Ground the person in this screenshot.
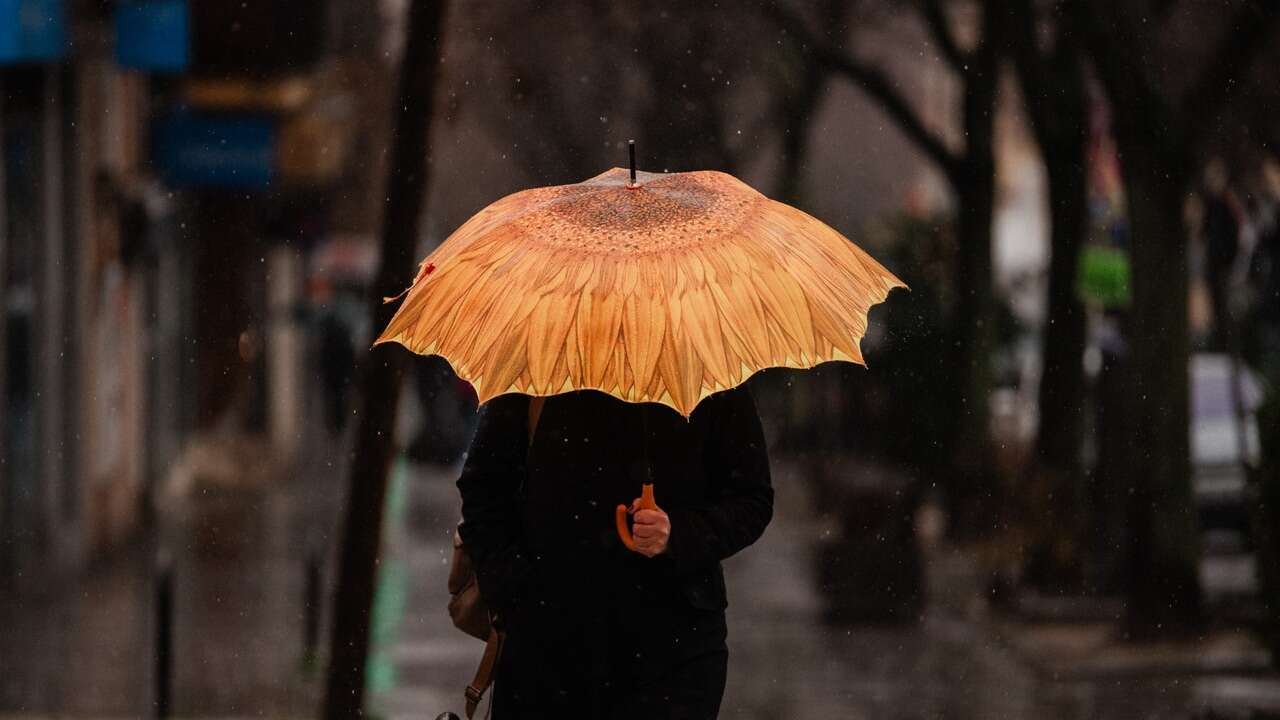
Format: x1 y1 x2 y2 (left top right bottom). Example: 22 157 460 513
1201 158 1242 352
1246 159 1280 379
457 387 773 719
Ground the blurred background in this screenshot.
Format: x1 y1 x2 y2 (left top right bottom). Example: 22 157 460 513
2 0 1280 718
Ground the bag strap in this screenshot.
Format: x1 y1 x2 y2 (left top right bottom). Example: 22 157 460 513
461 396 544 719
464 627 505 719
527 396 545 447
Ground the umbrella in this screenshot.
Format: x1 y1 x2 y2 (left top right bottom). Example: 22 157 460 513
376 144 905 549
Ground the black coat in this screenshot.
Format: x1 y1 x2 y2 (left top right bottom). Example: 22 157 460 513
457 387 773 718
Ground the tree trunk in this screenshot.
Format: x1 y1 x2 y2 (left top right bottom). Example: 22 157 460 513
945 65 998 533
944 161 997 534
1254 398 1280 662
1037 151 1088 480
775 71 826 207
1119 149 1204 636
777 110 812 207
1024 141 1090 592
951 164 996 465
1003 1 1094 590
323 2 448 716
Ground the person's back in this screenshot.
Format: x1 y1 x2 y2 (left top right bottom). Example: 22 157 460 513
457 387 773 719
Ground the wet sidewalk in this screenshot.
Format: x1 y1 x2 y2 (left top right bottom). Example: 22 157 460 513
0 430 346 718
368 456 1280 720
5 439 1279 718
367 456 1048 719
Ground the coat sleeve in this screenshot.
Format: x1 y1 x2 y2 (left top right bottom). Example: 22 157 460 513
456 394 532 619
664 387 774 575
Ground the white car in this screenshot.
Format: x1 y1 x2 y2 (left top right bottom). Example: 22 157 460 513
1191 353 1264 598
1192 353 1262 470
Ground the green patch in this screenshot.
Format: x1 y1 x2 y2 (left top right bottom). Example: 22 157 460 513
1077 245 1131 308
367 457 411 695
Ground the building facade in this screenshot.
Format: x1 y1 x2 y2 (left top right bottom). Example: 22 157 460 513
1 0 351 588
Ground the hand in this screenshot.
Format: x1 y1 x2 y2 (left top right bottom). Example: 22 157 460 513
628 499 671 557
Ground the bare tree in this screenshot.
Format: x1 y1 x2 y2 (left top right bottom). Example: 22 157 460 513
768 0 849 206
323 1 449 716
1006 0 1091 592
1073 0 1279 636
770 0 1004 531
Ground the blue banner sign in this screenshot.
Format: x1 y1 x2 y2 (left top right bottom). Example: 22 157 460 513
0 0 66 64
115 0 189 72
154 111 276 190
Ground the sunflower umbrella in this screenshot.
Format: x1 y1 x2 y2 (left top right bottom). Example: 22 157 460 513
376 149 905 549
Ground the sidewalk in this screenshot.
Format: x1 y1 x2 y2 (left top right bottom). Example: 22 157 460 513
369 455 1280 719
6 434 1277 718
366 458 1046 719
0 427 346 718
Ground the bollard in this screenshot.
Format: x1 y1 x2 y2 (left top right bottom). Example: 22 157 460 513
302 549 322 673
154 552 173 719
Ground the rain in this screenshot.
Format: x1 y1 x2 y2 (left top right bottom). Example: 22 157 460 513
2 1 1280 719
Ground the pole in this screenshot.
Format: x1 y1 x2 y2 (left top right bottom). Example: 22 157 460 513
641 402 653 485
0 83 8 568
302 548 321 672
628 140 636 186
322 1 449 717
154 552 173 719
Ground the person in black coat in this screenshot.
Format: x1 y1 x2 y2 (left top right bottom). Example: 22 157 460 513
457 387 773 719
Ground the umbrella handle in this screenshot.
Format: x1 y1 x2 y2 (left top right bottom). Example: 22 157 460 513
615 483 658 552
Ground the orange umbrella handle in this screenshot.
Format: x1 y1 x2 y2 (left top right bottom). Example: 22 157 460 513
615 483 658 552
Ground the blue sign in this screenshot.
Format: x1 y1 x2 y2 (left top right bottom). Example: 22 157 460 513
154 111 276 190
0 0 66 64
115 0 189 72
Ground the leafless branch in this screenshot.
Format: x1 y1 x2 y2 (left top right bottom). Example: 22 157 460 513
920 0 970 73
765 2 961 178
1182 0 1280 125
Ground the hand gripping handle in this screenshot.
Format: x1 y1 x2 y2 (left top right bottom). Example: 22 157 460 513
615 483 658 552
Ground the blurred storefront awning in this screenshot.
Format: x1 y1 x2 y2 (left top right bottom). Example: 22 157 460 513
114 0 190 72
154 110 276 189
183 76 313 113
0 0 66 64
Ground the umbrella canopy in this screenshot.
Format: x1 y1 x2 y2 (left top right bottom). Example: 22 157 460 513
376 166 905 417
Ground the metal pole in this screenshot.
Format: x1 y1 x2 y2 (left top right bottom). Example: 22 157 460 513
641 402 653 485
154 552 173 719
302 548 321 671
628 140 636 186
0 75 9 566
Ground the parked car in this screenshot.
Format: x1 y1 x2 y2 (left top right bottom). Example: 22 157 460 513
1192 353 1262 540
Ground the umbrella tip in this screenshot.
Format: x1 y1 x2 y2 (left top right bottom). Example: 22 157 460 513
628 139 637 187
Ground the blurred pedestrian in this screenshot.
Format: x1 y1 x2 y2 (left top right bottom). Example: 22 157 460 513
1247 159 1280 374
310 277 356 434
1201 158 1243 352
409 356 479 465
457 389 773 719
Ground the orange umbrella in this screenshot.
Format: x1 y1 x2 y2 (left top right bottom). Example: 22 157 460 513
376 146 905 549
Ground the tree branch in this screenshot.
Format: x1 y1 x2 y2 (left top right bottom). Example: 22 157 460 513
1008 0 1087 167
766 2 961 178
920 0 970 73
1005 0 1049 134
1071 0 1167 140
1182 0 1280 124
